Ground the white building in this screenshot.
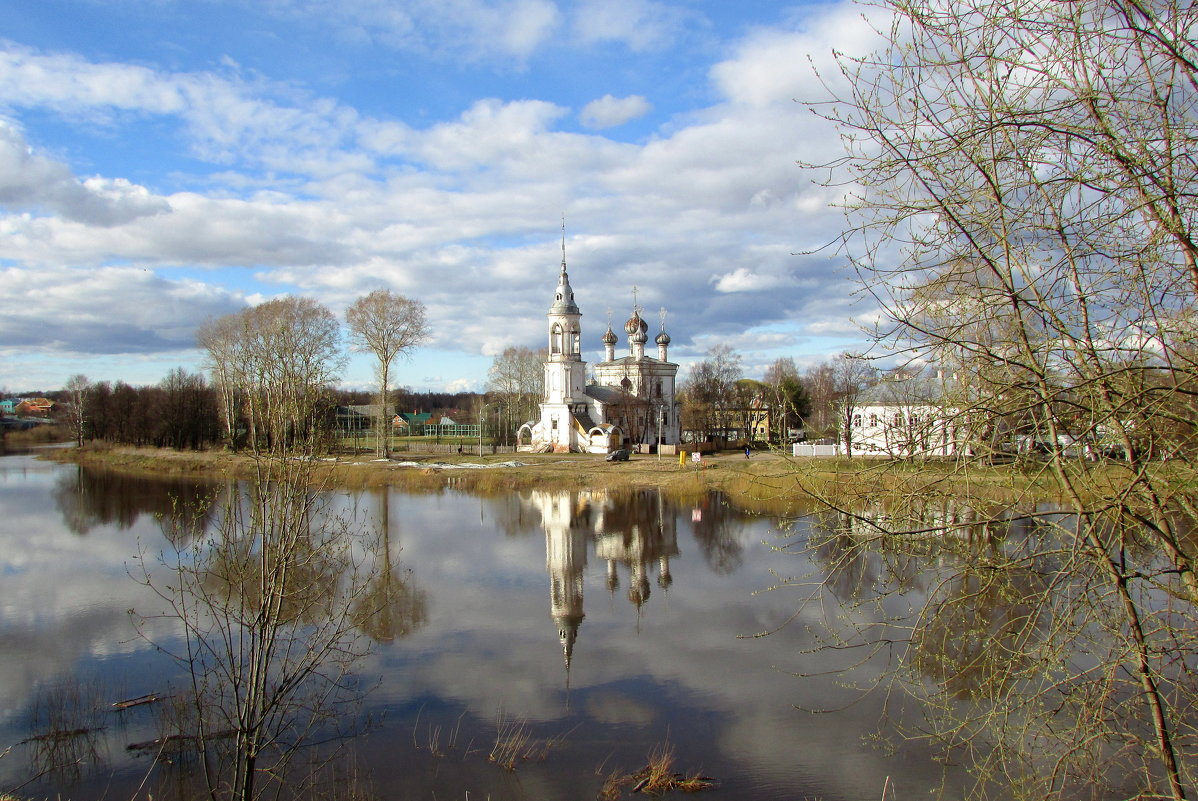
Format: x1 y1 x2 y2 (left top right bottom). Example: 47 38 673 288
843 372 966 458
519 255 681 453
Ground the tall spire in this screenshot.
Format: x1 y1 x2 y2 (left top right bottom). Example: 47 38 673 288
549 216 579 315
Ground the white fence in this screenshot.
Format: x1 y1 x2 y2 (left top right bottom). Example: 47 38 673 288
792 443 840 457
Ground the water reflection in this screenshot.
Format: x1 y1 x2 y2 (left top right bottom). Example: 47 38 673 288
799 499 1198 799
51 464 218 538
531 489 684 673
351 489 429 643
2 455 972 801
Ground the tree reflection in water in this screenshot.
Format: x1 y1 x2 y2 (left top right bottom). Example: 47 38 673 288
351 488 428 644
51 465 218 540
790 500 1198 800
130 473 380 801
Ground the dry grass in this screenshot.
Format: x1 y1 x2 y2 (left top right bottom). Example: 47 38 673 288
598 742 717 797
44 442 1082 512
486 713 572 772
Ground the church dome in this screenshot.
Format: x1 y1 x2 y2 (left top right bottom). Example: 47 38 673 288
624 312 648 335
655 330 671 346
602 326 618 345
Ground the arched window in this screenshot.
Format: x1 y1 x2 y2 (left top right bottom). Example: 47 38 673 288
551 324 562 354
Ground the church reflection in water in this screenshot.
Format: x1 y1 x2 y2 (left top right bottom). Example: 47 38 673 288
525 489 681 674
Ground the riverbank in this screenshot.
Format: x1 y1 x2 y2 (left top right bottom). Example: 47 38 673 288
41 442 1074 516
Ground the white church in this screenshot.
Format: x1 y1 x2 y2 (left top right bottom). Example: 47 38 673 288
517 253 681 454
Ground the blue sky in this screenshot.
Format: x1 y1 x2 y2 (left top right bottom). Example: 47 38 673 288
0 0 882 393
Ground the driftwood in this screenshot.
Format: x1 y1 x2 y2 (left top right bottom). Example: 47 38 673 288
111 693 162 710
21 727 99 744
127 729 237 753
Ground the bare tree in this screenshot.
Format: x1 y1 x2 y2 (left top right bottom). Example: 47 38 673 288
486 346 545 441
197 314 246 450
62 374 90 446
680 345 743 442
134 468 375 801
830 352 875 456
801 361 837 437
136 298 365 801
199 298 343 455
763 357 810 444
346 290 428 458
793 0 1198 797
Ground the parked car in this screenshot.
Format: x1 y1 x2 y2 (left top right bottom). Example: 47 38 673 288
606 449 632 462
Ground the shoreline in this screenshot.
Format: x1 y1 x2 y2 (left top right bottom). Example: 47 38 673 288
40 443 1070 515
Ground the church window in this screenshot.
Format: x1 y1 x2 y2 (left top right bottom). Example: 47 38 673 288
654 380 662 398
551 324 562 354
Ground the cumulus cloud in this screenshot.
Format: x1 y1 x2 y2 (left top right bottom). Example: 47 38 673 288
572 0 689 51
579 94 651 129
0 265 245 354
0 122 169 225
0 44 361 176
712 267 784 293
0 1 881 388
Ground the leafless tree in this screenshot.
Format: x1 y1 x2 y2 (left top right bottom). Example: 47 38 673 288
345 290 428 457
830 352 876 456
197 315 246 450
199 297 343 455
62 374 90 446
680 345 743 442
486 346 545 440
801 361 837 437
136 304 367 801
763 357 810 444
791 0 1198 797
134 474 375 801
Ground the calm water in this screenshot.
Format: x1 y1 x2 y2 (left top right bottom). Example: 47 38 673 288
0 449 968 800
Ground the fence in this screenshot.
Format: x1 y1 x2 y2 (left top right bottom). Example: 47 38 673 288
792 443 840 457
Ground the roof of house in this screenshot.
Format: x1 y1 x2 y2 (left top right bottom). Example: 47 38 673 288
856 372 954 406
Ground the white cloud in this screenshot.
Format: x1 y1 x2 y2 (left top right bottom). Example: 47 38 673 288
0 265 244 355
579 94 651 129
0 1 885 388
246 0 560 62
572 0 689 51
0 121 170 225
711 267 780 293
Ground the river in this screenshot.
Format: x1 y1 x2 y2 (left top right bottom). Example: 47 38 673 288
0 449 971 800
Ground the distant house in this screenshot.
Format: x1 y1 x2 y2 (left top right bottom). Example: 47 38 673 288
394 412 433 432
0 399 16 414
844 372 966 458
15 398 54 417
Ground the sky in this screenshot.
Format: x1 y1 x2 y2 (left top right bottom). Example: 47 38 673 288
0 0 885 394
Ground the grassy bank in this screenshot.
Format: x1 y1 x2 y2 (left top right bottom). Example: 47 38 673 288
41 443 1076 516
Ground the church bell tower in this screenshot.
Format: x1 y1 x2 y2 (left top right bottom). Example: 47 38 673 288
540 233 588 451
